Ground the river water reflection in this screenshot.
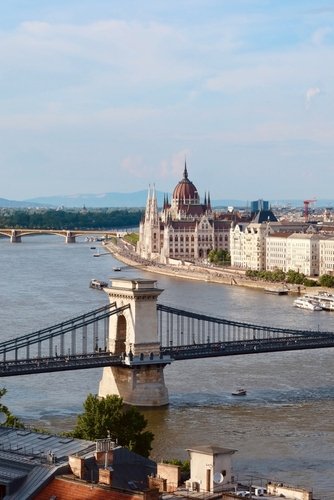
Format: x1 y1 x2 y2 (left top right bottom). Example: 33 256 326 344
0 236 333 498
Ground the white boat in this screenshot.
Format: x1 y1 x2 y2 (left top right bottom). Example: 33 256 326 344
231 388 247 396
293 297 322 311
304 292 334 311
89 279 108 290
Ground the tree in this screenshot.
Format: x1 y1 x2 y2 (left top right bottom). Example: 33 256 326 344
0 388 24 428
319 274 334 288
208 249 230 265
71 394 154 457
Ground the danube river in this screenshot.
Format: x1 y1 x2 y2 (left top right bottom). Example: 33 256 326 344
0 235 333 498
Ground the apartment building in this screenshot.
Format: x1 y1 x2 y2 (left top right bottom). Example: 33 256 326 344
266 232 292 272
319 236 334 276
285 233 320 276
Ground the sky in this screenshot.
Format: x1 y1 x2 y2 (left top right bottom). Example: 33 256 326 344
0 1 333 201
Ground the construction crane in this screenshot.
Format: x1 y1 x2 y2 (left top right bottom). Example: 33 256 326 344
303 199 317 222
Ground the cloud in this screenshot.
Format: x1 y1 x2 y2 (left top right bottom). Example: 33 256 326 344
305 87 321 108
311 26 332 45
121 156 148 178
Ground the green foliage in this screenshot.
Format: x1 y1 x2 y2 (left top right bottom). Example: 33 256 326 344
286 269 305 284
123 232 139 246
245 268 319 287
0 208 143 230
164 459 190 476
71 394 154 457
0 388 24 428
302 278 317 287
318 274 334 288
208 249 230 265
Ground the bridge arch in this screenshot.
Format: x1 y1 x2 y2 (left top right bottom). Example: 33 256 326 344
115 314 127 355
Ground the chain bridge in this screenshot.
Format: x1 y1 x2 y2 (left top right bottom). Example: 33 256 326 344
1 278 333 406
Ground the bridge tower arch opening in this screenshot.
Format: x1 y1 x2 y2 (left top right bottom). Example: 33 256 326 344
115 314 127 355
99 278 170 407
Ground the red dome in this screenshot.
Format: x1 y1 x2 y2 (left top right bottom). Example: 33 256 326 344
172 164 199 204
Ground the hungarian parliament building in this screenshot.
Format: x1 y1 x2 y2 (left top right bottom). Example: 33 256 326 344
137 163 235 263
137 164 334 277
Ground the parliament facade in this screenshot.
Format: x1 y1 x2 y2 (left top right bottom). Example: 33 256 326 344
137 164 232 263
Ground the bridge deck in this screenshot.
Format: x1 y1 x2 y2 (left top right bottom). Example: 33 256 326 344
0 303 333 377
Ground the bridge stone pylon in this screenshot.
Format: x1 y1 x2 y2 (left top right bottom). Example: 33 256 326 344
98 278 170 407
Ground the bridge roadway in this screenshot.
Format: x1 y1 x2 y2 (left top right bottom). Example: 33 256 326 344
0 228 117 243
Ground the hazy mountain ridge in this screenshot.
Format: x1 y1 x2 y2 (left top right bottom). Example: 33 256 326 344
0 192 333 209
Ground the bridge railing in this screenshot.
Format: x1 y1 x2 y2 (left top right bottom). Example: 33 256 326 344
0 303 130 363
157 303 333 348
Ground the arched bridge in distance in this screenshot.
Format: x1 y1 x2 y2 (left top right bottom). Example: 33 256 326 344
0 228 117 243
1 302 334 378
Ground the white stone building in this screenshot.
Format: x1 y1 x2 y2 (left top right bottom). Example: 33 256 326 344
230 215 278 270
319 236 334 276
285 233 320 276
137 164 233 263
266 233 291 272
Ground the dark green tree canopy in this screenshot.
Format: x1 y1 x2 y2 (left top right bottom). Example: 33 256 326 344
0 388 23 428
71 394 154 458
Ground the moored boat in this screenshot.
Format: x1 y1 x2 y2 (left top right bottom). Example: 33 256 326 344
304 292 334 311
293 297 322 311
265 287 288 295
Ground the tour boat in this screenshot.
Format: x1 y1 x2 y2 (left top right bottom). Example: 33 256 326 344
231 388 247 396
89 279 108 290
293 297 322 311
304 292 334 311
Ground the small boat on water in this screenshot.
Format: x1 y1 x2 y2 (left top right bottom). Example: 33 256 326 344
89 279 108 290
265 288 288 295
113 267 121 271
293 297 322 311
232 388 247 396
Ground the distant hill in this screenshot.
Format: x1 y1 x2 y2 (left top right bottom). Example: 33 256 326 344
25 191 154 208
25 191 254 208
1 192 334 209
0 197 48 208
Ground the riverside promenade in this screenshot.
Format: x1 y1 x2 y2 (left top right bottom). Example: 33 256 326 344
104 239 301 293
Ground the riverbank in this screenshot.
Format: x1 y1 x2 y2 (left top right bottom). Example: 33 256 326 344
104 240 303 294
